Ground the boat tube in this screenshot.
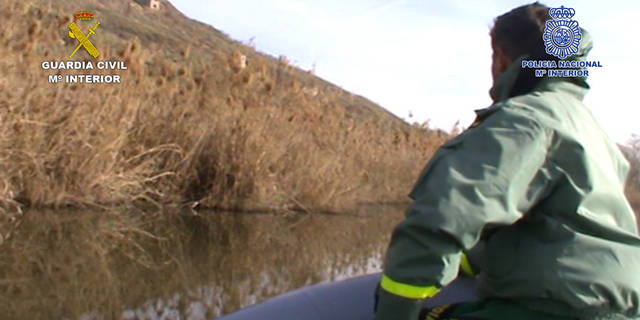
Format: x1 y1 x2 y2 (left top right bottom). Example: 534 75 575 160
217 272 479 320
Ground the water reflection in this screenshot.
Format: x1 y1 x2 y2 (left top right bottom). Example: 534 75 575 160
0 204 406 319
121 251 384 320
120 207 398 319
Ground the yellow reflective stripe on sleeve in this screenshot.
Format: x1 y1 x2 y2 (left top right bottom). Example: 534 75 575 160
460 252 475 276
380 274 440 299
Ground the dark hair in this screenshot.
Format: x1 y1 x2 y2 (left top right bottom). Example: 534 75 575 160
491 2 558 97
491 2 550 60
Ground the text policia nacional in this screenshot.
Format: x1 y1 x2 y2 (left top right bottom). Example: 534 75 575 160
521 60 603 78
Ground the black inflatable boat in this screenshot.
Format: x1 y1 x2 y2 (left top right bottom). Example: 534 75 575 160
217 273 479 320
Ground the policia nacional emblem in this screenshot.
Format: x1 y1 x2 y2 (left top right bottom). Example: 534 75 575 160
543 6 582 59
68 10 100 58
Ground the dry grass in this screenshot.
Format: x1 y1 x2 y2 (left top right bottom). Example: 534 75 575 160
0 0 446 216
628 188 640 223
622 138 640 223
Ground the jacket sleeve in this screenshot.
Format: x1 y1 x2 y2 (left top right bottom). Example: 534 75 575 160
374 105 550 320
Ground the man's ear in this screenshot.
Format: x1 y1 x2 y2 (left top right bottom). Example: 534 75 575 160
491 44 513 84
494 46 512 75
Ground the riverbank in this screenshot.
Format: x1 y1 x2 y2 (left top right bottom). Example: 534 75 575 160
0 0 447 214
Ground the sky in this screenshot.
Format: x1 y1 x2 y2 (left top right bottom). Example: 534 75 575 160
168 0 639 144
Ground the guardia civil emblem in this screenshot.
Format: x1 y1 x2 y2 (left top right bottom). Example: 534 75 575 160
68 10 101 58
543 6 582 59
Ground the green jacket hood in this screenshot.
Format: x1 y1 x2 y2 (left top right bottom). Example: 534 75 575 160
490 28 593 102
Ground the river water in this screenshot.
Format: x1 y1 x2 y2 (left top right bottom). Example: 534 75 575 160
1 204 407 320
119 249 383 320
117 205 404 320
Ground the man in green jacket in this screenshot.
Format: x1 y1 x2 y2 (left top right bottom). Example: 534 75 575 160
374 3 640 320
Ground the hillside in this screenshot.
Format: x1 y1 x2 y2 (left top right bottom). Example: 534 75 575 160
0 0 447 215
621 142 640 215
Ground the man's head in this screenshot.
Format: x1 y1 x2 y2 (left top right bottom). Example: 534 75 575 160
490 2 551 84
